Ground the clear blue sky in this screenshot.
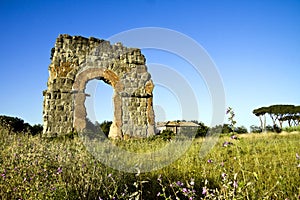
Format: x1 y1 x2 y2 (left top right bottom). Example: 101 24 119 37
0 0 299 130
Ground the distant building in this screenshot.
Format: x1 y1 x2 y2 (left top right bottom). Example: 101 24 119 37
155 121 200 134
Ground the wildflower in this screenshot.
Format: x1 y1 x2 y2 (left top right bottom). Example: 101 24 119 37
233 181 238 188
108 173 112 178
221 173 227 179
231 135 238 140
207 159 213 163
57 167 62 174
222 141 233 147
157 174 162 181
297 164 300 168
226 107 231 114
190 179 195 186
176 181 184 186
189 197 194 200
220 162 224 167
296 153 300 160
202 187 207 195
1 173 5 179
182 188 188 193
157 192 161 196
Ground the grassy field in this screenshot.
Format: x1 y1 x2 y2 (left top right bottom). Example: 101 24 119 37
0 129 299 199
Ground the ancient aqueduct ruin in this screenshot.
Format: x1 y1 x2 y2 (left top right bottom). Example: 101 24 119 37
43 34 155 139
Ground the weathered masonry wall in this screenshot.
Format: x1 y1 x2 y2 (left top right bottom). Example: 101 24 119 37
43 34 155 139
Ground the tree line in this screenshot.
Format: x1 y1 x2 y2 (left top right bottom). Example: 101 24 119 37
190 120 248 137
0 115 43 135
253 104 300 131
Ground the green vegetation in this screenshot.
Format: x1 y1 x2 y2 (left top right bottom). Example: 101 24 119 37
99 121 112 137
158 129 175 141
0 115 43 135
226 107 237 133
0 128 299 199
283 125 300 133
253 104 300 131
250 125 262 133
195 122 209 137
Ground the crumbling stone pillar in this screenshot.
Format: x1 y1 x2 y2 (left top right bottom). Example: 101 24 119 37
43 34 155 139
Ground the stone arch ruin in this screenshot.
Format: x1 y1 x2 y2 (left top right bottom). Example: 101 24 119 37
43 34 155 139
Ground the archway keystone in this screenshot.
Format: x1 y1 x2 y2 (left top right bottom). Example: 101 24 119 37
43 34 155 139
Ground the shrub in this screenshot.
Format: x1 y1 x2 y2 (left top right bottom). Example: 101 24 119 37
100 120 112 137
250 125 262 133
84 119 112 137
195 122 209 137
234 126 248 134
222 124 233 134
30 124 43 135
266 125 274 132
159 129 175 140
283 126 300 132
273 125 282 133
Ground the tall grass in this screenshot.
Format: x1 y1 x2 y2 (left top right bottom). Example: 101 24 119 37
0 129 299 199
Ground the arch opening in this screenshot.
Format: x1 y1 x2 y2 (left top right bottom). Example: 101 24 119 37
72 68 123 139
85 79 114 137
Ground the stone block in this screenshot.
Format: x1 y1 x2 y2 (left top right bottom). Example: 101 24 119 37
43 34 155 139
